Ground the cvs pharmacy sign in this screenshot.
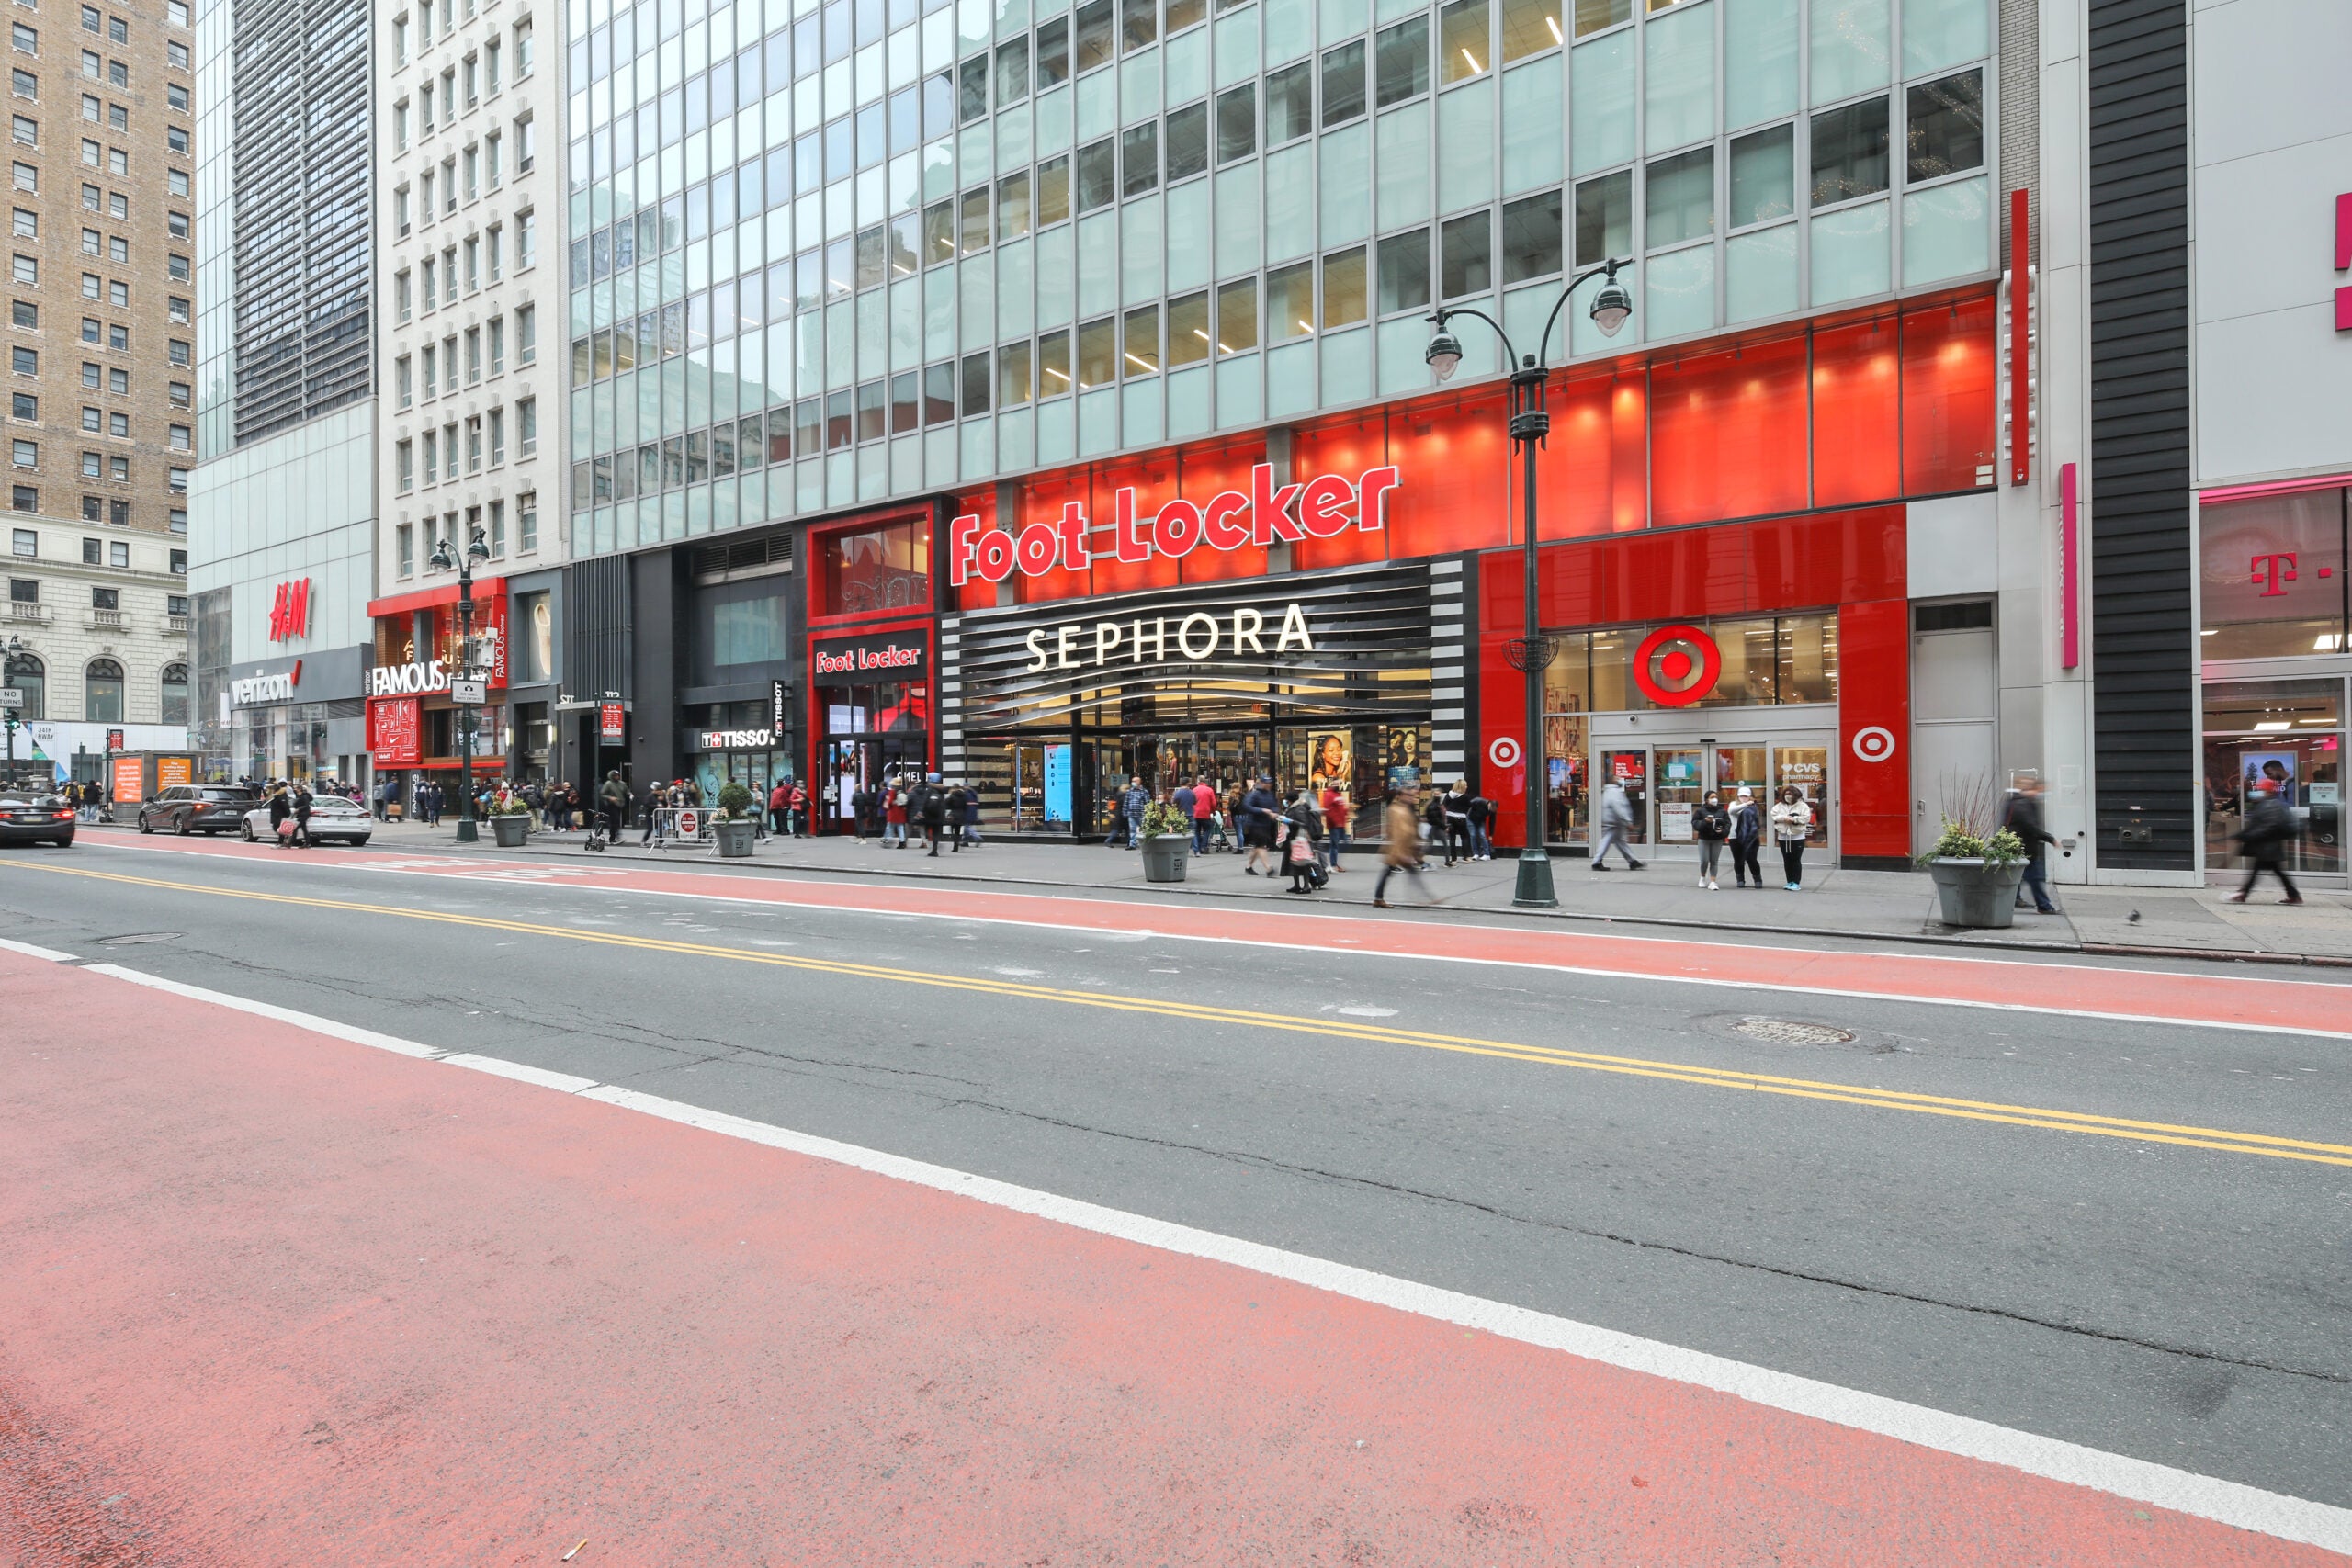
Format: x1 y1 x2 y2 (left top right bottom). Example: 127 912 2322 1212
949 464 1402 586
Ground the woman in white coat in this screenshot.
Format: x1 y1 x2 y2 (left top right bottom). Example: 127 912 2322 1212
1769 784 1815 890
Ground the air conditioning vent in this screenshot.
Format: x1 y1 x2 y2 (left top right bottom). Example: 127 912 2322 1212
692 532 795 581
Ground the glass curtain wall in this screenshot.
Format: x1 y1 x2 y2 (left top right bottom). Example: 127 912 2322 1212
561 0 1996 555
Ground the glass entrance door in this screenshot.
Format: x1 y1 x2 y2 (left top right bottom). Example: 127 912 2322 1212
1653 748 1703 844
1774 745 1832 847
1601 749 1649 844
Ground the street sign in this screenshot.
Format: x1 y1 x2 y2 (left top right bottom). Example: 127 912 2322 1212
105 728 124 752
675 808 700 838
598 700 626 741
0 686 21 708
450 678 489 705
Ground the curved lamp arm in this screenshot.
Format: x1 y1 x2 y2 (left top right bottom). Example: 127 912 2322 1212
1533 257 1631 367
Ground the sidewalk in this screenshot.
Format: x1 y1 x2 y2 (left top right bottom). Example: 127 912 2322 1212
214 815 2352 965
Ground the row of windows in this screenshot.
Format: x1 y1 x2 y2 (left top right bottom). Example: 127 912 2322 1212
6 113 188 164
395 303 541 406
8 490 185 529
392 0 533 76
0 652 190 726
11 70 193 118
12 15 187 63
392 491 541 576
9 161 191 205
395 120 538 238
7 439 185 487
4 313 172 356
392 212 539 318
394 20 534 144
391 398 540 490
6 522 183 567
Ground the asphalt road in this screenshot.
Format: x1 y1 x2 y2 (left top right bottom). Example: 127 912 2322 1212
5 838 2348 1512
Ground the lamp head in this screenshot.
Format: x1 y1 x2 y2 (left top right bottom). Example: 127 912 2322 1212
1589 261 1633 340
466 529 491 565
427 539 453 572
1424 321 1464 384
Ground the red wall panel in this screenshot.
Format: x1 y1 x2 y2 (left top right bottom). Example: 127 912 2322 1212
1292 414 1393 570
1811 317 1902 507
1082 453 1185 597
1836 596 1911 862
1900 296 1997 495
1174 440 1269 585
1535 369 1647 538
950 488 996 612
1648 334 1809 528
1383 394 1509 558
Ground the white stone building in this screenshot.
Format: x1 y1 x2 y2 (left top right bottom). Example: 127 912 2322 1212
2 509 190 779
376 0 561 589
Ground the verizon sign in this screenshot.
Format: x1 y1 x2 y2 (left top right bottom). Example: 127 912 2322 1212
230 659 301 706
948 464 1402 585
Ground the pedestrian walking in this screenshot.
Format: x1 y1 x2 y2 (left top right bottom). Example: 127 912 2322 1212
2227 782 2303 905
1373 788 1430 908
1591 778 1643 871
1726 786 1763 886
883 773 909 847
2000 777 2061 914
850 779 876 843
290 783 314 848
1190 776 1216 853
961 782 983 847
1239 775 1283 876
1173 779 1199 849
639 779 667 845
1118 776 1149 850
266 784 292 847
1281 791 1325 894
597 771 628 841
1770 784 1814 889
769 778 792 839
1691 790 1729 889
1318 781 1352 872
919 772 950 855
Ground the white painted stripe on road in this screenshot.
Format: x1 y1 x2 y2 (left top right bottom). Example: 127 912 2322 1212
81 964 449 1059
59 953 2352 1557
443 1051 602 1093
0 934 79 962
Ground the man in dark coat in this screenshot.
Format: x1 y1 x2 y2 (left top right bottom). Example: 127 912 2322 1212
1999 778 2059 915
917 772 950 855
2228 784 2302 905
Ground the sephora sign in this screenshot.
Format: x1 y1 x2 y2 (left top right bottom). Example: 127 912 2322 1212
948 464 1402 585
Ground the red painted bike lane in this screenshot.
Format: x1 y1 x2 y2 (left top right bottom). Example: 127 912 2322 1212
79 833 2352 1038
0 949 2336 1565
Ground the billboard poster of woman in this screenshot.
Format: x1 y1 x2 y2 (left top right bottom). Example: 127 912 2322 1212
1310 732 1351 791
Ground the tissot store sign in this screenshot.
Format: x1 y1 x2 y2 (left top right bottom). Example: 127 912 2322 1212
948 464 1402 584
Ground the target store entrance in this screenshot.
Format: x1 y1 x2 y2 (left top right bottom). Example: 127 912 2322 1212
1539 616 1842 860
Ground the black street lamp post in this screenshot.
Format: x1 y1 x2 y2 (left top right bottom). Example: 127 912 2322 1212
428 528 492 843
1426 258 1633 909
1 633 25 782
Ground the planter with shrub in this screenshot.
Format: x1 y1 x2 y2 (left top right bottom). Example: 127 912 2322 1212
713 781 759 857
1919 819 2028 929
1139 799 1190 883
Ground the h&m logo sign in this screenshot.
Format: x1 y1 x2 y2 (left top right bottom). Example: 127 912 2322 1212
266 578 312 642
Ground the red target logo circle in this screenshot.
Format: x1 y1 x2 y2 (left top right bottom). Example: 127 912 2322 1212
1631 624 1722 707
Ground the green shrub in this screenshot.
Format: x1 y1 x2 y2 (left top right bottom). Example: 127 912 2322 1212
716 781 757 820
1917 818 2026 868
1141 798 1189 837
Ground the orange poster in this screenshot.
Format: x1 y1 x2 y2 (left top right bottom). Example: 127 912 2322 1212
156 756 193 788
111 756 144 804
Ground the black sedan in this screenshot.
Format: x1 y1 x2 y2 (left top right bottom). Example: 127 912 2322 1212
0 790 75 847
137 784 258 835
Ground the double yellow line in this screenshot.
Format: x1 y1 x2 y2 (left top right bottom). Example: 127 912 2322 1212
12 858 2350 1169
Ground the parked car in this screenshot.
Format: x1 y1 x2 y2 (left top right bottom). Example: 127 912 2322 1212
0 788 74 847
137 784 258 836
238 794 373 847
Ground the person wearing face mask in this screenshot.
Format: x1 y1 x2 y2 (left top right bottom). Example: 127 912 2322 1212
1770 784 1815 890
1725 786 1764 888
1690 789 1729 890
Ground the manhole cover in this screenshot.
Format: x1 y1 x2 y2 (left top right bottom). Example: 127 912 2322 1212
99 932 183 945
1735 1017 1855 1046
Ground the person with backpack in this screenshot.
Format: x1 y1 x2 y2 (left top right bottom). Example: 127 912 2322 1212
918 772 951 855
1464 790 1496 862
1280 791 1325 893
2228 782 2303 905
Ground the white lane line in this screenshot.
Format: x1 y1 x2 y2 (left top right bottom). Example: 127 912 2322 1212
72 840 2352 1042
0 934 79 962
82 964 447 1058
60 958 2352 1556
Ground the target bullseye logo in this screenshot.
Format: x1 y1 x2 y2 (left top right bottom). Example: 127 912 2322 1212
1851 726 1897 763
1631 624 1722 708
1487 736 1521 769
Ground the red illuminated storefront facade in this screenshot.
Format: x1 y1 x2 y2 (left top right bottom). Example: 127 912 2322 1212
788 289 1995 856
364 579 513 794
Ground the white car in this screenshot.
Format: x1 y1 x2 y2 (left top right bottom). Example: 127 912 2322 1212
239 794 374 846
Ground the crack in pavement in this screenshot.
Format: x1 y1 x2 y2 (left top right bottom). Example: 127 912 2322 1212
931 1093 2352 1389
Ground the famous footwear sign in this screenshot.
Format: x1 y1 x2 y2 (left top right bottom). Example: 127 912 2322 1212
947 464 1402 586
